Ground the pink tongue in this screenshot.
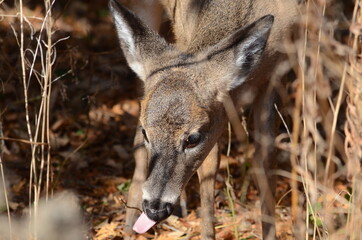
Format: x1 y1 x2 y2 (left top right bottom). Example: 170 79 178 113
133 212 156 234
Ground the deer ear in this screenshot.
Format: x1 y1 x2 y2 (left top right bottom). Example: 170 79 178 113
109 0 172 81
204 15 274 92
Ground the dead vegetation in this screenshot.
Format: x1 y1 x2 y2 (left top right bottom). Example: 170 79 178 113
0 0 361 239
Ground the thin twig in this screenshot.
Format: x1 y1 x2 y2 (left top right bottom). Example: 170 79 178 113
225 122 239 239
120 198 142 213
0 137 47 146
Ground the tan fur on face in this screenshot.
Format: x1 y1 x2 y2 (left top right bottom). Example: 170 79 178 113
140 70 211 149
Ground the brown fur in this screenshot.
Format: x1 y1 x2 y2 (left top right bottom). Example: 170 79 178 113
109 0 298 239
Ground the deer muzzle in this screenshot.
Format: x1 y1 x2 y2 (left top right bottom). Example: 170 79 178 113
142 199 174 222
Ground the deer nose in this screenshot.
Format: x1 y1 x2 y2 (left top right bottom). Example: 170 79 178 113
142 199 174 222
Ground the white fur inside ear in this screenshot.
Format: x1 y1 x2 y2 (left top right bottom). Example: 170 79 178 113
129 61 146 80
113 13 146 79
113 14 136 55
235 35 259 67
229 34 267 90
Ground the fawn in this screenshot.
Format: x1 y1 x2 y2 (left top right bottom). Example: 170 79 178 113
109 0 298 239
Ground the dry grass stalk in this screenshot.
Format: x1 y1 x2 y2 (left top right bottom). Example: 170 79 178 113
1 0 58 238
344 0 362 239
284 0 362 239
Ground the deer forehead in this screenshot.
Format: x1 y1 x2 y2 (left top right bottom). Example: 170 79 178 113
140 78 209 135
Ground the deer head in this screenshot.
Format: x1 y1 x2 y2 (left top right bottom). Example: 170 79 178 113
109 0 273 222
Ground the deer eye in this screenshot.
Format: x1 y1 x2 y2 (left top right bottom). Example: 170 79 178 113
184 133 202 149
141 128 149 143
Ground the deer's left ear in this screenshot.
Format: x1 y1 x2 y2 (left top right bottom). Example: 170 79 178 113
109 0 173 81
202 15 274 93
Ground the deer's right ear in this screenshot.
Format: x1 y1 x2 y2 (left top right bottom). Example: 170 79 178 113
109 0 171 81
200 15 274 98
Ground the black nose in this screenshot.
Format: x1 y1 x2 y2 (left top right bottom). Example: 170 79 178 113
142 199 174 222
